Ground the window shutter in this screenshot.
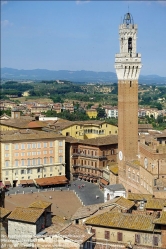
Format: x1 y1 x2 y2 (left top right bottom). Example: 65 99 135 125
135 234 140 244
117 232 123 241
153 236 158 246
91 229 96 237
105 231 110 240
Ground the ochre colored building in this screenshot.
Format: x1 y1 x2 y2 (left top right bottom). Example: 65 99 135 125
1 129 66 187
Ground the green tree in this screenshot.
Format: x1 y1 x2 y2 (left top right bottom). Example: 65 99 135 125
97 107 106 119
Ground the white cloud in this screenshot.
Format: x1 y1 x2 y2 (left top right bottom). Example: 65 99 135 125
1 20 13 28
76 0 90 5
1 1 8 6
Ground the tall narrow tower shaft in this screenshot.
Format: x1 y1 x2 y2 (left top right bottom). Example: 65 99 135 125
115 13 142 174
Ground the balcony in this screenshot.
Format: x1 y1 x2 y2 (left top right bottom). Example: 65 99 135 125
72 152 99 159
72 164 102 172
99 155 108 160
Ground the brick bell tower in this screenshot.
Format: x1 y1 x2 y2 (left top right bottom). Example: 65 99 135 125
115 13 142 180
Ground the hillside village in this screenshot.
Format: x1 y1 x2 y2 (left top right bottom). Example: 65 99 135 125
0 106 166 248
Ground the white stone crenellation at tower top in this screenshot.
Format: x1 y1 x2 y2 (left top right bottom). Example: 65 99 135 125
115 13 142 80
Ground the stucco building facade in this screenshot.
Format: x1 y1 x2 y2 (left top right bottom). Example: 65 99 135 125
1 129 66 187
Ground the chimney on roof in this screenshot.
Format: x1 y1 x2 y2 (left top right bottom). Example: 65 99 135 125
11 109 21 119
139 199 146 211
86 226 92 234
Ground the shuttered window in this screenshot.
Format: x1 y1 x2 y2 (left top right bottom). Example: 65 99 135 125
117 232 123 241
105 231 110 240
153 236 158 246
91 229 96 237
135 234 140 244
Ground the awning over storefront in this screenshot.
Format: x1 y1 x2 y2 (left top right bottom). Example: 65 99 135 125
20 180 27 185
5 181 11 186
20 179 34 185
100 178 109 185
26 179 34 184
34 176 68 186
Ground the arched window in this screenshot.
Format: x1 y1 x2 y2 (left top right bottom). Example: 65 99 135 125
128 37 132 56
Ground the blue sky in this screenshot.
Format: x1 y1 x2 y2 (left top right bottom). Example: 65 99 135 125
1 1 166 76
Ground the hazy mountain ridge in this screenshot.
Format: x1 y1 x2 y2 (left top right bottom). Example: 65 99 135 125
1 67 166 84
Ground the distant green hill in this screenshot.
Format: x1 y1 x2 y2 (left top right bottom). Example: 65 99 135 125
1 67 166 84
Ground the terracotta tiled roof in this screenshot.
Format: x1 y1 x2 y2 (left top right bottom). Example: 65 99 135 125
28 200 52 209
67 135 118 146
7 207 45 223
27 121 47 128
100 178 109 185
0 207 11 219
82 135 118 146
0 129 65 141
71 204 100 220
59 224 93 244
106 196 134 210
128 193 153 201
154 211 166 224
40 215 69 235
52 215 68 224
85 211 155 232
65 136 79 143
0 119 30 128
72 197 134 221
34 176 68 186
146 199 166 210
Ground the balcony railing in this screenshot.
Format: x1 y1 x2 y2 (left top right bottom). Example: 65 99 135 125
72 164 103 171
72 152 99 159
72 152 108 160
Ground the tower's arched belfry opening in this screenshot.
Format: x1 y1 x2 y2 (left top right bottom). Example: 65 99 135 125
115 13 142 179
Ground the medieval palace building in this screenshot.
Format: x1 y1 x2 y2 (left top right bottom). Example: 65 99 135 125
115 13 166 198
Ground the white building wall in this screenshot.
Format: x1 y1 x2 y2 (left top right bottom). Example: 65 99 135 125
104 188 126 202
8 220 36 247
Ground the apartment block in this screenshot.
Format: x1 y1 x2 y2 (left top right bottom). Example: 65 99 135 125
1 129 66 187
66 135 118 185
